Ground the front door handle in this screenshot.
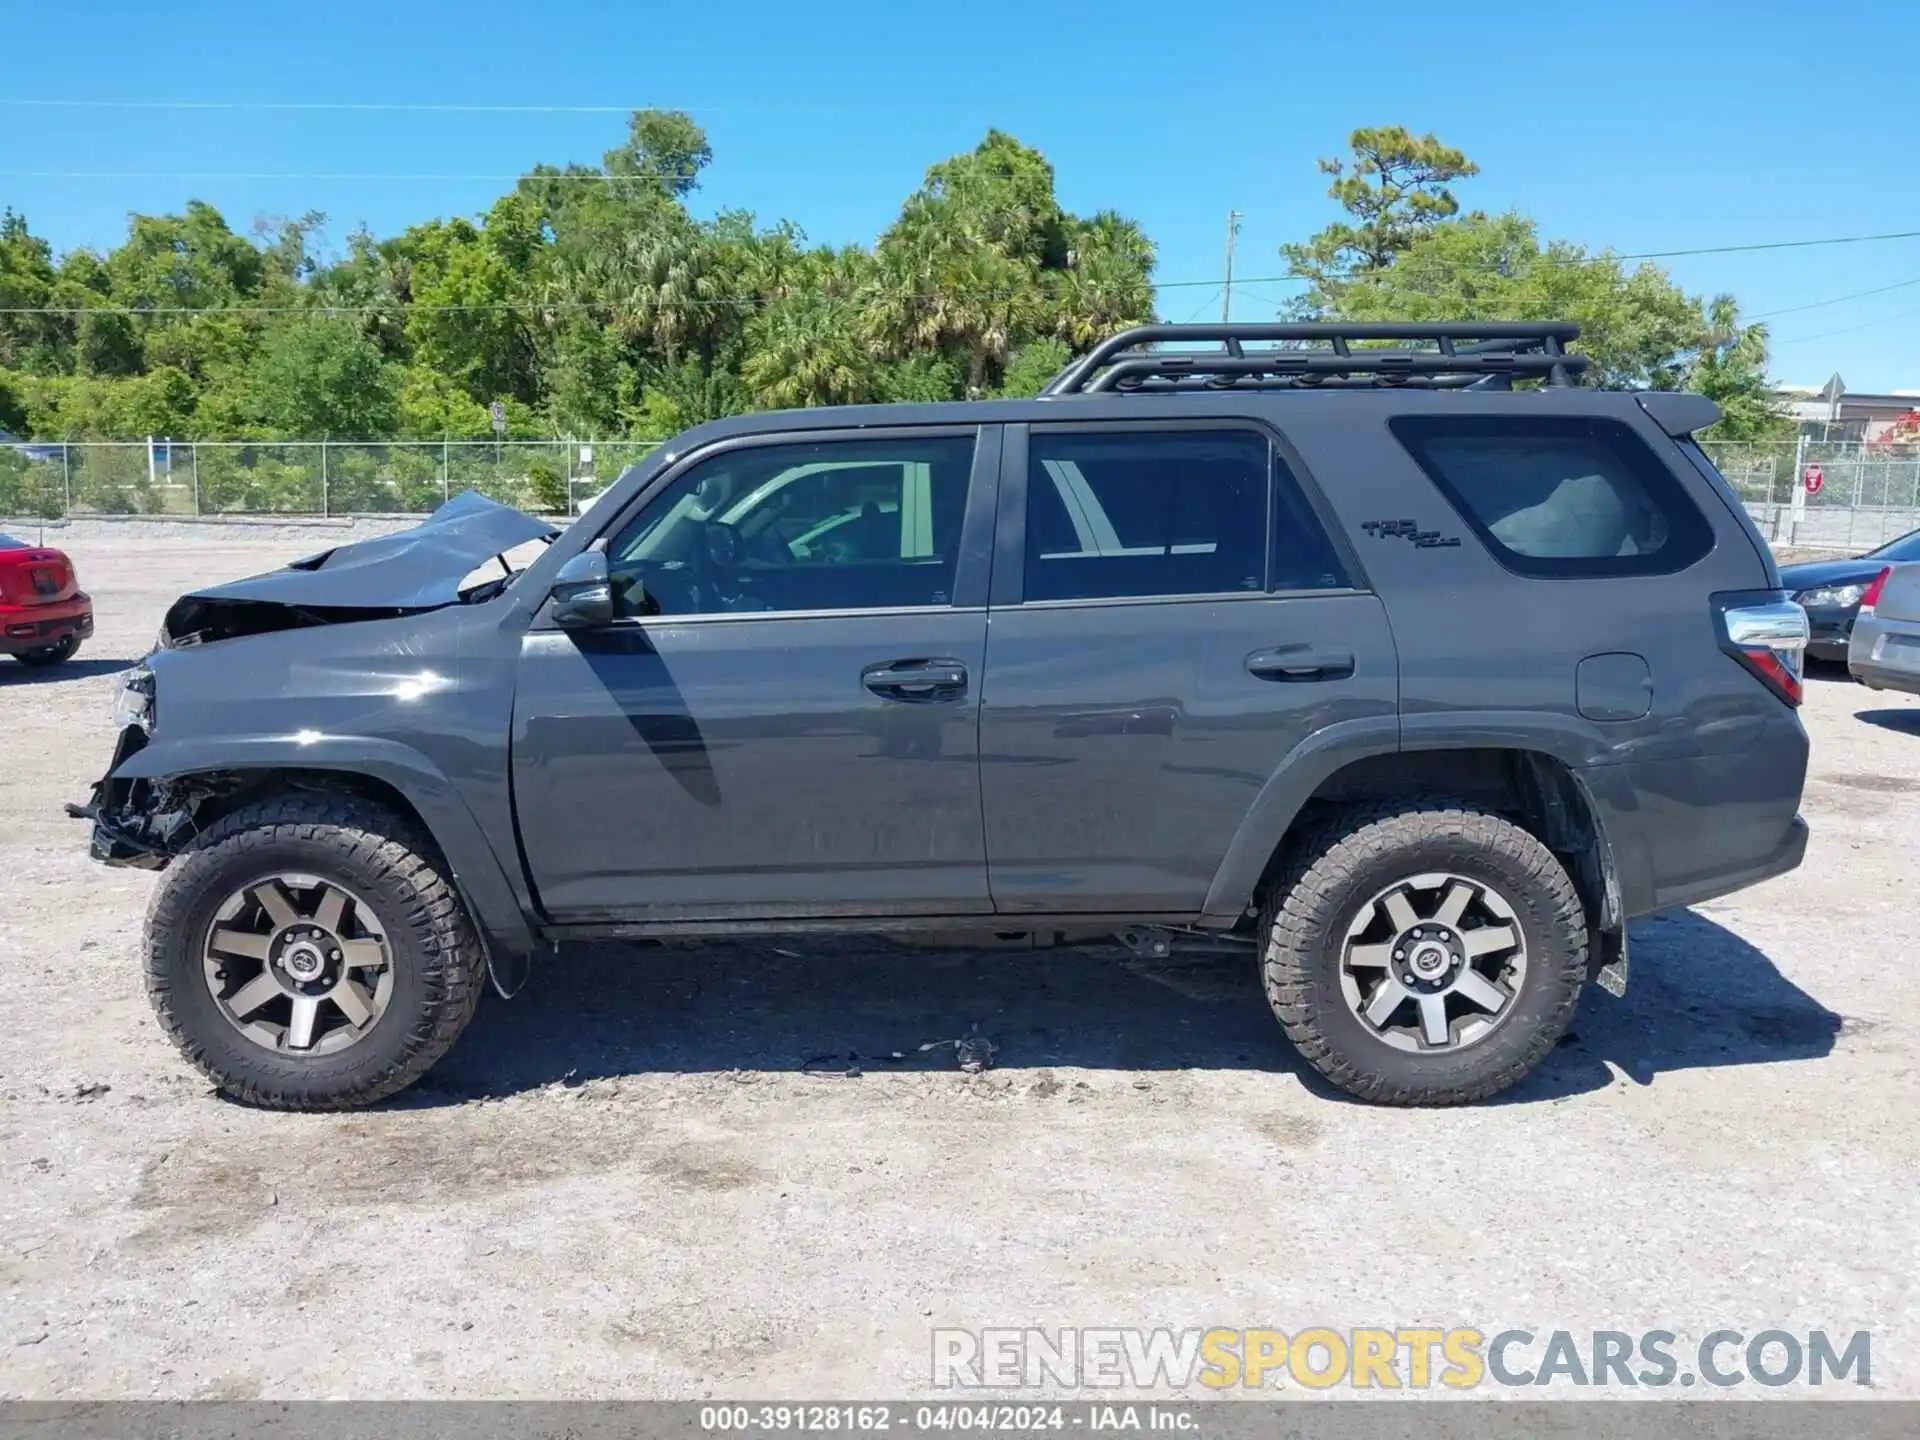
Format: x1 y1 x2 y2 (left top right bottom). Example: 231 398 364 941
1246 646 1355 682
863 657 969 703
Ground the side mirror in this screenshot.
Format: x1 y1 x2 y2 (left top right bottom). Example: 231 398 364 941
549 549 614 629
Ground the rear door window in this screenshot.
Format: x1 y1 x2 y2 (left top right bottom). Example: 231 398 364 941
1390 416 1713 577
1023 428 1347 602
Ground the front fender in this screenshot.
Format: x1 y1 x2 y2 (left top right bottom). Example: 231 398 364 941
111 732 537 962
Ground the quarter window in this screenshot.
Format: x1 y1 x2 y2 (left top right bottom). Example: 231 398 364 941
605 434 976 616
1390 416 1713 577
1023 429 1346 602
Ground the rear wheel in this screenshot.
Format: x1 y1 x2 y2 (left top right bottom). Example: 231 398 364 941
145 795 485 1109
14 634 79 666
1261 799 1587 1105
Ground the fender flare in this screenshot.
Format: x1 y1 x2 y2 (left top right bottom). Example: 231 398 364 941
1199 713 1641 928
112 733 537 963
1200 716 1401 923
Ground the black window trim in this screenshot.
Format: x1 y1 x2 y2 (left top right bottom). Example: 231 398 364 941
561 423 1001 628
991 416 1368 609
1388 413 1716 580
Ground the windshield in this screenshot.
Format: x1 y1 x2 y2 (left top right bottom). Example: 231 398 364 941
1866 529 1920 562
0 534 24 550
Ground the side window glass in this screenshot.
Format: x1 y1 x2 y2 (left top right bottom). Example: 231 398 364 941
1390 416 1713 577
606 434 976 617
1023 429 1345 602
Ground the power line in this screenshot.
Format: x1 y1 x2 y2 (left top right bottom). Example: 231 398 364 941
1748 275 1920 321
1776 302 1920 346
0 98 664 114
1178 287 1223 323
1208 227 1920 292
2 169 703 183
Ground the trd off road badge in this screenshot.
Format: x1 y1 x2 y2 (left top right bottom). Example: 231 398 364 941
1361 518 1462 549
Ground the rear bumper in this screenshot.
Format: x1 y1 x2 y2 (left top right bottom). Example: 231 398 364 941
1650 814 1809 912
0 593 93 655
1584 710 1811 919
1848 612 1920 694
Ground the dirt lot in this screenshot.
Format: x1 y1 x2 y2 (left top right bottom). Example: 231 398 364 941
2 533 1916 1400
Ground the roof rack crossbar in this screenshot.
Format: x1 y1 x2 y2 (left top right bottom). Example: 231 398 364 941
1043 321 1586 396
1082 348 1583 394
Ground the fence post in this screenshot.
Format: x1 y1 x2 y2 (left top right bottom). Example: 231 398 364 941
1781 432 1797 549
191 442 201 517
442 437 450 503
320 440 329 518
61 443 72 518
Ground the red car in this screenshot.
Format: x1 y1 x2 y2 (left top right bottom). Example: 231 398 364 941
0 533 93 667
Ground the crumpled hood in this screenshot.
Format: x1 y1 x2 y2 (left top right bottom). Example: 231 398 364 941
183 490 558 612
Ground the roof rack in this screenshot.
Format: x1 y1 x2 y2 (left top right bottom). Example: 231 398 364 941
1042 321 1588 396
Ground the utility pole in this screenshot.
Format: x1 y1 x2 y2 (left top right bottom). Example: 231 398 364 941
1221 211 1243 322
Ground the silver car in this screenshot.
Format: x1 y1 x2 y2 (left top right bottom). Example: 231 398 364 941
1848 563 1920 694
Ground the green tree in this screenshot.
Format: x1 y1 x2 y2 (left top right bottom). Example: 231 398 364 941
230 321 400 438
1283 126 1479 307
1686 296 1792 440
1325 211 1708 388
740 291 878 409
868 132 1152 393
992 337 1071 397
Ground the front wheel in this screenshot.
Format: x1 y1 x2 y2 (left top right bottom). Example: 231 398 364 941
144 795 486 1109
1261 800 1588 1106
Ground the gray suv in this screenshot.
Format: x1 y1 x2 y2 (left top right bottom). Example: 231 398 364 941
77 323 1812 1110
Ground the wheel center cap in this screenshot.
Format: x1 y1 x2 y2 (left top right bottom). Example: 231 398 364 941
283 943 325 981
1409 941 1451 979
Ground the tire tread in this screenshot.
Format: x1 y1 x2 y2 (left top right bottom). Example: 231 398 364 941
144 794 483 1110
1260 796 1586 1106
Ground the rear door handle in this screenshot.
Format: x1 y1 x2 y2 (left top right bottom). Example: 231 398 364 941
863 657 969 703
1246 646 1355 682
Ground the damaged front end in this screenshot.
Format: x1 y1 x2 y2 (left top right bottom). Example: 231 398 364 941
72 491 559 865
76 769 244 870
64 663 220 869
156 489 557 648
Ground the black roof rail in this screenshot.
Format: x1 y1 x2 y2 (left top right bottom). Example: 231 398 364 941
1041 321 1587 396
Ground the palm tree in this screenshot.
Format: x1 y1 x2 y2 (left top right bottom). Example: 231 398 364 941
740 292 878 410
1048 212 1155 350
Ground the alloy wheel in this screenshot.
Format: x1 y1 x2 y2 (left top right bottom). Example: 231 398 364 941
201 872 394 1055
1337 871 1528 1053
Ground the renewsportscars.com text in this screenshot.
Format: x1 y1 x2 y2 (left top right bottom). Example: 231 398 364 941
931 1327 1872 1391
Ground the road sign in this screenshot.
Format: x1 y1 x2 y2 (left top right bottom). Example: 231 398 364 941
1803 463 1824 496
489 401 508 436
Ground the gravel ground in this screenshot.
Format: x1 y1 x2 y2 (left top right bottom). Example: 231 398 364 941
1 536 1916 1401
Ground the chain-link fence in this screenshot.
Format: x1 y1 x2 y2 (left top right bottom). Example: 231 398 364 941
0 440 664 521
8 436 1920 552
1700 439 1920 552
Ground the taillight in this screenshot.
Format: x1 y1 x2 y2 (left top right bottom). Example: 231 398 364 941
1859 566 1891 611
1714 591 1809 707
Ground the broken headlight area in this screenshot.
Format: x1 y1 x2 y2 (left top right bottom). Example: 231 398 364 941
111 664 156 732
74 771 245 870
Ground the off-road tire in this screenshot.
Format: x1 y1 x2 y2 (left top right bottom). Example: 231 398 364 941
14 634 79 666
145 795 485 1110
1260 798 1587 1105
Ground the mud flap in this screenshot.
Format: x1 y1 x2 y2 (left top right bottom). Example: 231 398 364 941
487 938 536 1000
1591 924 1629 998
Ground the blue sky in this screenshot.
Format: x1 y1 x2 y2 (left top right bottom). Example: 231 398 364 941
7 0 1919 391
